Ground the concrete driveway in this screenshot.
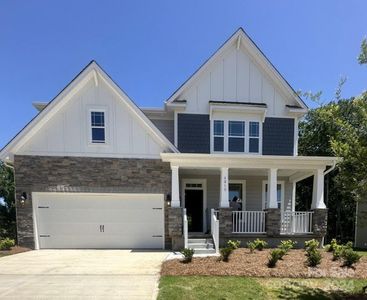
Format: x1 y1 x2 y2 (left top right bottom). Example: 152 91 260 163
0 250 168 300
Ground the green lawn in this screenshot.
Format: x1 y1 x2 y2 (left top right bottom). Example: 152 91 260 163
158 276 367 300
356 250 367 257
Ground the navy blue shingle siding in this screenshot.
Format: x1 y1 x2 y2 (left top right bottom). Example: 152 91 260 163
262 118 294 155
178 114 210 153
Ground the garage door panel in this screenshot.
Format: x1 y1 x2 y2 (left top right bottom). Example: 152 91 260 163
34 193 165 249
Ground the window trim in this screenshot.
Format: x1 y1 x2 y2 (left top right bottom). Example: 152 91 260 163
211 119 262 154
89 108 108 145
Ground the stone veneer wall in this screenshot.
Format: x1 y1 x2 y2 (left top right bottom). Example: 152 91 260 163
14 155 171 249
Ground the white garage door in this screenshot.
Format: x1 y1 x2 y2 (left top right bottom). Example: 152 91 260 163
33 192 164 249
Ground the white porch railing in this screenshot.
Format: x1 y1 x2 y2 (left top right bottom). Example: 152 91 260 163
232 211 266 234
211 209 219 254
281 211 313 234
183 208 188 248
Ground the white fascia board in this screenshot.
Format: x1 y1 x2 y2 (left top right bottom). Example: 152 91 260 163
160 153 339 170
209 104 267 121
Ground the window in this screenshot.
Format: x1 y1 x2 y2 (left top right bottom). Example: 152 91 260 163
263 182 283 209
249 121 260 153
213 120 224 151
228 121 245 152
91 111 105 143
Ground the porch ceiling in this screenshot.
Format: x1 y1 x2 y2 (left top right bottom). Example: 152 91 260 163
180 168 299 177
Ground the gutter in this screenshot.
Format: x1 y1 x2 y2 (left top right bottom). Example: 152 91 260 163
323 159 337 176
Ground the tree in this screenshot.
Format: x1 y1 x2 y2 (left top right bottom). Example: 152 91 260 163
0 162 16 240
298 92 367 242
358 38 367 65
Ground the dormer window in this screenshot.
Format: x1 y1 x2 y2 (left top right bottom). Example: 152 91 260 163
213 120 224 151
249 121 260 153
90 111 105 143
228 121 245 152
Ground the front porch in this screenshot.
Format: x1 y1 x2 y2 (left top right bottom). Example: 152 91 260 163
162 153 337 251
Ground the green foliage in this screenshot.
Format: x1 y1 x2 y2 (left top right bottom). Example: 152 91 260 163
268 249 285 268
180 248 194 263
331 241 356 263
342 249 362 267
307 249 322 267
358 38 367 65
332 245 344 261
298 93 367 243
247 241 256 253
253 239 268 251
328 239 338 252
278 240 296 253
220 247 232 262
227 240 241 250
305 239 319 254
0 162 16 240
0 238 15 250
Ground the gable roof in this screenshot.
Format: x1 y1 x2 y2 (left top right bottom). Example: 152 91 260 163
166 27 308 110
0 61 178 162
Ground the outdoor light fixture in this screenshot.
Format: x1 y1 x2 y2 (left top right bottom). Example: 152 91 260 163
166 193 171 206
20 192 27 205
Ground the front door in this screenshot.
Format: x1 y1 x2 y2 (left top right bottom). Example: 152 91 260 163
185 189 203 232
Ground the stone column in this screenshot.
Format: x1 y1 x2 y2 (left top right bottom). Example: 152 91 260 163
265 208 281 237
218 207 233 237
168 207 184 250
312 208 328 237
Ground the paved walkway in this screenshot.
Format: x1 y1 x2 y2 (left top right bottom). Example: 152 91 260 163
0 249 168 300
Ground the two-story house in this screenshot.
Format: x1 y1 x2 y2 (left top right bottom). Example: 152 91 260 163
0 28 337 253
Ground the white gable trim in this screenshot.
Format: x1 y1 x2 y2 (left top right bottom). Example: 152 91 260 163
0 61 178 161
166 28 307 110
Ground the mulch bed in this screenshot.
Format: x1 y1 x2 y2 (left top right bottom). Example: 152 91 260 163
161 249 367 278
0 246 31 257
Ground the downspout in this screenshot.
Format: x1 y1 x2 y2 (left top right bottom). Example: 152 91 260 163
323 160 336 176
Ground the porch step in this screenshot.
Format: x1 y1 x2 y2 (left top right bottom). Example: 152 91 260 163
187 238 216 255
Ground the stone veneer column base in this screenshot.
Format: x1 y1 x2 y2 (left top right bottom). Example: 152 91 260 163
265 208 281 237
168 207 183 251
218 207 234 246
312 208 328 237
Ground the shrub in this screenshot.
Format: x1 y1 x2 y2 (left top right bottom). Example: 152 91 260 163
227 240 241 250
342 249 361 267
307 249 322 267
247 241 256 253
0 238 15 250
180 248 194 263
305 239 319 255
332 245 344 261
279 240 297 253
268 249 284 268
220 247 233 262
253 239 268 251
327 239 338 252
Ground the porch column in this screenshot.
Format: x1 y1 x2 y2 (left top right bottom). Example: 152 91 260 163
267 168 278 208
311 168 326 209
171 165 180 207
219 167 229 208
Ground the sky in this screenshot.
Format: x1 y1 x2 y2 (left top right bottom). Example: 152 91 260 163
0 0 366 149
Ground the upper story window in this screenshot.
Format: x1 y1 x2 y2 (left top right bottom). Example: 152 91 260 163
212 119 261 154
228 121 245 152
213 120 224 151
249 121 260 153
90 111 105 143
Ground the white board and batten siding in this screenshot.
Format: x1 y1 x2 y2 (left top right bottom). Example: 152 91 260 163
33 192 165 249
178 43 296 117
17 78 165 158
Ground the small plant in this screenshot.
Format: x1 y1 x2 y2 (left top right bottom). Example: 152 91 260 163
247 241 256 253
268 249 285 268
180 248 194 263
0 238 15 251
279 240 297 253
253 239 268 251
327 239 338 252
332 245 344 261
227 240 241 250
341 249 361 267
307 249 322 267
220 247 233 262
305 239 319 255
